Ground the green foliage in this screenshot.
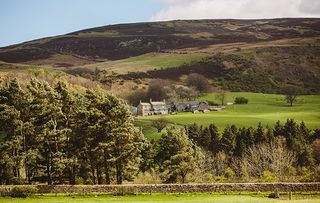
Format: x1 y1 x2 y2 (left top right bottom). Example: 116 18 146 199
157 126 202 183
224 168 236 182
151 118 168 133
260 171 278 183
133 170 162 184
0 78 146 185
234 97 248 104
300 167 315 182
9 186 38 198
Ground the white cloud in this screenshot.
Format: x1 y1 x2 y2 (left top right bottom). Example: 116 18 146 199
151 0 320 21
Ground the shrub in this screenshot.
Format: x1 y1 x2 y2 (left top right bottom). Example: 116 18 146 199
224 167 236 182
75 177 85 185
260 171 278 183
234 97 248 104
112 186 136 196
152 118 168 133
134 171 162 184
9 186 38 198
300 167 315 182
314 165 320 182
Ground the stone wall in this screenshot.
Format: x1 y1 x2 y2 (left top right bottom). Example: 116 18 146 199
0 183 319 194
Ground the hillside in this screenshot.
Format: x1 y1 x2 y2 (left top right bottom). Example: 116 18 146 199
0 18 320 94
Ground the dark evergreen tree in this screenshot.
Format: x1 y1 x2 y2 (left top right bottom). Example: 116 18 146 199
220 125 237 156
255 122 265 144
208 124 220 155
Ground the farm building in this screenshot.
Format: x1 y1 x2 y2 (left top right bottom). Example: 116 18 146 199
137 99 168 116
176 101 210 112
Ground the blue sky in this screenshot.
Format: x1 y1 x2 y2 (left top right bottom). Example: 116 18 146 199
0 0 164 47
1 0 319 47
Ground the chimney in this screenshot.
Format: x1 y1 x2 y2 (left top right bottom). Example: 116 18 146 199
150 98 152 103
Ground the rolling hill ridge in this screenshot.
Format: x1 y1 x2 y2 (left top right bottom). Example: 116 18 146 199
0 18 320 94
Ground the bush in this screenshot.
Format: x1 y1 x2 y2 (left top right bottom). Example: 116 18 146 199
112 186 136 196
224 167 236 182
234 97 248 104
75 177 85 185
300 167 315 182
134 171 162 184
260 171 278 183
9 186 38 198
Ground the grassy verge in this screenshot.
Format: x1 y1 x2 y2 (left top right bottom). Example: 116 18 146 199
0 192 319 203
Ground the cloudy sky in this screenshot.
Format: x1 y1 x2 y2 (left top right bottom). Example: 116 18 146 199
152 0 320 21
0 0 319 47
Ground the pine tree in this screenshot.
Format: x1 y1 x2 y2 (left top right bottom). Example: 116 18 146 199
0 78 28 184
209 123 220 155
27 79 69 185
220 125 237 156
55 81 82 184
255 122 266 144
265 125 275 144
234 128 246 157
274 120 284 136
186 123 202 144
157 126 202 183
84 90 146 184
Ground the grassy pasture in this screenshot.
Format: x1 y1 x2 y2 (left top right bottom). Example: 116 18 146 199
84 52 208 74
138 93 320 139
0 193 319 203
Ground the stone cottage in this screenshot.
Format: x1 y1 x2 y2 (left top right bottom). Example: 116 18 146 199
137 99 168 116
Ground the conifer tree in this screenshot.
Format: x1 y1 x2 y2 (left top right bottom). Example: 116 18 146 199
209 123 220 155
220 125 237 156
27 79 69 184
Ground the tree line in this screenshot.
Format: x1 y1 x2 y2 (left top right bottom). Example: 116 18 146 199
0 78 146 185
0 78 319 185
140 120 319 183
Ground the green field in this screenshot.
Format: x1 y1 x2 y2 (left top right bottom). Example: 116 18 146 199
84 52 208 74
0 193 320 203
138 93 320 139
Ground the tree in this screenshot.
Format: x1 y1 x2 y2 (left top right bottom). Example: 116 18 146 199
156 126 202 183
282 86 301 107
255 122 266 144
55 81 83 184
273 120 284 137
186 73 210 93
163 85 199 102
147 79 170 101
27 79 69 185
152 118 168 133
216 91 226 106
126 89 147 106
245 142 296 180
234 128 247 157
208 124 220 155
84 90 146 184
0 78 27 184
220 125 237 156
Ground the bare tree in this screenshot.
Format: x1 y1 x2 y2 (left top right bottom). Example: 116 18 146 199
216 91 226 106
186 73 211 93
245 140 296 181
